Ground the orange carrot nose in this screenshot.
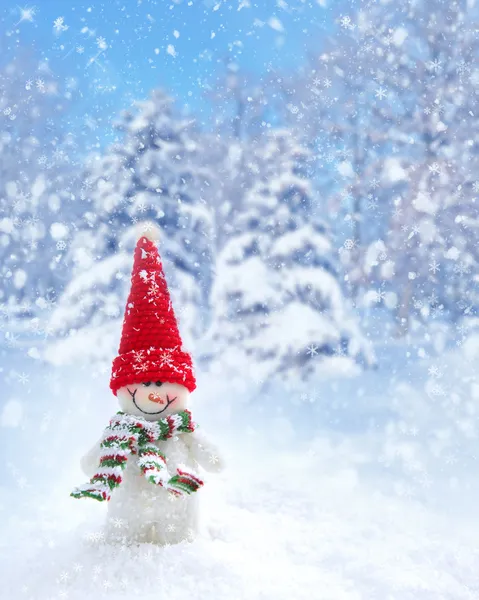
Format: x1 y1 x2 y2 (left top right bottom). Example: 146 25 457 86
148 392 163 403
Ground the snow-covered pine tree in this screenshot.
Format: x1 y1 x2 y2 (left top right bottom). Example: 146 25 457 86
276 0 479 333
204 129 374 387
0 54 80 327
46 89 214 368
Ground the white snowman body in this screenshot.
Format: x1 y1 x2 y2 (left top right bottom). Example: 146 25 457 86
81 380 223 545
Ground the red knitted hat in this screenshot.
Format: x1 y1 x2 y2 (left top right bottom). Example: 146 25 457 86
110 224 196 395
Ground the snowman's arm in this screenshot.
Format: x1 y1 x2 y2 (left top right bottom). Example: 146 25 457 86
80 438 103 478
184 430 225 473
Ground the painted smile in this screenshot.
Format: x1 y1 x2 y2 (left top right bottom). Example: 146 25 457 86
127 388 177 415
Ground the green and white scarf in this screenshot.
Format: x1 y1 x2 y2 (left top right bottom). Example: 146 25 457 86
71 409 203 502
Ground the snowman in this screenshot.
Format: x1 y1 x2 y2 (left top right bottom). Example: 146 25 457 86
72 224 223 545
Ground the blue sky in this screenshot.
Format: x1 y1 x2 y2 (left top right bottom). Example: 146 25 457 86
1 0 339 145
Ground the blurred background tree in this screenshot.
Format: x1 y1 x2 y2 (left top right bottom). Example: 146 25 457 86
1 0 478 384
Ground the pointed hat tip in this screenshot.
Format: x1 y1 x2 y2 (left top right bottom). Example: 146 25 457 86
137 221 160 243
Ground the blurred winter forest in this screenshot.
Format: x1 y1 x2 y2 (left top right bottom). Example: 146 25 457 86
4 2 479 597
2 0 478 391
0 0 479 390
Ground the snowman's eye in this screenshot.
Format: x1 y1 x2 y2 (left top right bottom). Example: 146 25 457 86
143 381 152 387
155 381 163 387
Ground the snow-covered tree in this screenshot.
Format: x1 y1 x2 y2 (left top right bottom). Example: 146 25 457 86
266 50 390 312
278 0 479 333
349 0 479 332
46 90 214 367
204 129 374 386
0 54 80 324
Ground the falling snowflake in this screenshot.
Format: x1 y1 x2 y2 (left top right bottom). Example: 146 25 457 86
111 518 126 529
428 365 442 378
411 224 420 236
427 58 442 72
343 239 356 250
375 86 388 100
430 303 445 318
88 531 105 544
340 15 353 29
141 222 156 235
53 16 68 34
373 289 386 303
17 6 36 23
17 372 29 384
429 260 440 274
413 299 423 310
454 262 469 275
457 60 471 77
96 37 108 50
392 207 403 219
325 152 335 163
307 344 319 357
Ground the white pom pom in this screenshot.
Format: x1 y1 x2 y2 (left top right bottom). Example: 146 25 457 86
137 221 160 243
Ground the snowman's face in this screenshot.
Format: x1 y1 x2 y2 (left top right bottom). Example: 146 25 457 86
117 380 190 421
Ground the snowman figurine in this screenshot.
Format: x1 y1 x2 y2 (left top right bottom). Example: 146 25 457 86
72 224 223 545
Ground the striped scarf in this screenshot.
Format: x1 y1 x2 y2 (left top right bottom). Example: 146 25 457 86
71 409 203 502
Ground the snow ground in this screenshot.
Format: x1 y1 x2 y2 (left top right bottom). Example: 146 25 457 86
2 328 479 599
2 441 479 600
